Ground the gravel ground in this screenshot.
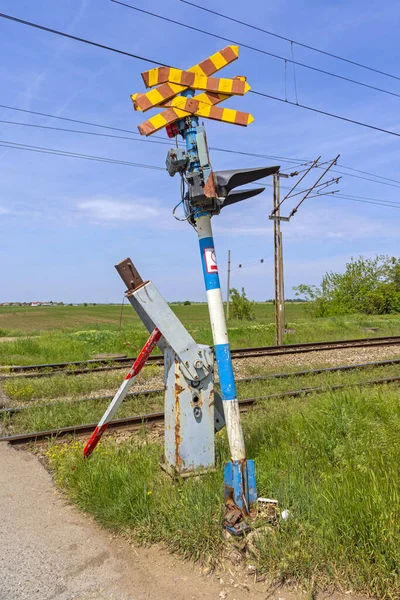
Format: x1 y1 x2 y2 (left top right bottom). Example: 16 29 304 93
2 345 400 410
111 345 400 391
232 345 400 378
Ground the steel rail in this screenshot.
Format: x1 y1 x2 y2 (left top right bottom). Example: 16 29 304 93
2 374 400 446
2 335 400 379
2 357 400 416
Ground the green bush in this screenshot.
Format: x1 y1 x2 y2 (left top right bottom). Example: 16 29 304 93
294 255 400 316
229 287 255 320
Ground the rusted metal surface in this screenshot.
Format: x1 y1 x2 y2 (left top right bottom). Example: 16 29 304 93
174 365 184 471
164 346 215 473
114 257 146 292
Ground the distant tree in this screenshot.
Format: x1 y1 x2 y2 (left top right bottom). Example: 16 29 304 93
294 255 400 316
230 287 255 320
183 300 191 306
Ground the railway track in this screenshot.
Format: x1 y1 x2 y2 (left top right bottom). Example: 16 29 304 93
2 335 400 379
2 357 400 416
2 372 400 446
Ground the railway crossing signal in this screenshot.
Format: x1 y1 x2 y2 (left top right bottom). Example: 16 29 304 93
85 45 279 534
132 46 254 135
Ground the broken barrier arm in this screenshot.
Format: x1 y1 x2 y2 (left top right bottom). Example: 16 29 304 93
83 327 161 457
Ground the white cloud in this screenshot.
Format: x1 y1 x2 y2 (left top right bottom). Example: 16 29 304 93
76 198 160 222
0 207 11 216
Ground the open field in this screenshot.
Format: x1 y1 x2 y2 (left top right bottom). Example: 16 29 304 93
1 303 400 366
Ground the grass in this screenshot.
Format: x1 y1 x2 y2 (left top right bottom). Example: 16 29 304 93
1 304 400 365
46 384 400 598
0 392 163 434
2 364 161 403
3 362 400 433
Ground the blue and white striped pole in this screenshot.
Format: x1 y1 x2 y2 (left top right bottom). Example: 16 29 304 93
178 96 257 515
196 216 245 461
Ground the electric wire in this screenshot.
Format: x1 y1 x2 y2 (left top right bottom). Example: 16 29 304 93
2 109 399 190
2 137 400 211
0 140 165 169
2 139 399 211
0 11 167 67
110 1 400 101
2 8 400 141
179 0 400 83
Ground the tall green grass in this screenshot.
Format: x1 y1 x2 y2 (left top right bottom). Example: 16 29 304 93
47 385 400 598
1 305 400 365
4 364 400 434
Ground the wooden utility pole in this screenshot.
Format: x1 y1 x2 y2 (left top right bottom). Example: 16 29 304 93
226 249 231 320
273 174 285 345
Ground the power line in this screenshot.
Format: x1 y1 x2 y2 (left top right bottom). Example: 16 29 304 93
251 89 400 140
3 138 400 211
0 140 165 169
2 10 400 143
335 194 400 209
110 1 400 101
2 111 400 190
179 0 400 83
0 113 306 164
0 11 167 66
0 119 173 147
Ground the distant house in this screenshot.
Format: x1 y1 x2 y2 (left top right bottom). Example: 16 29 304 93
31 302 40 307
42 302 53 307
1 302 10 306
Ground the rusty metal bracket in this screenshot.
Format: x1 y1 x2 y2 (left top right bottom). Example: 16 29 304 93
115 258 147 292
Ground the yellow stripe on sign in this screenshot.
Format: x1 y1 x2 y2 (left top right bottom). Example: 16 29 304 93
140 108 190 135
146 88 168 106
197 103 211 118
165 91 228 108
136 82 187 111
221 108 237 124
150 112 169 130
210 50 230 71
147 69 159 88
218 79 234 94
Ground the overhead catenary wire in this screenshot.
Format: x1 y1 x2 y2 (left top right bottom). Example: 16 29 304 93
0 11 168 67
0 140 165 170
2 107 400 190
110 1 400 101
179 0 400 83
231 255 273 271
2 9 400 147
3 138 400 211
1 13 400 189
2 137 399 212
2 8 400 138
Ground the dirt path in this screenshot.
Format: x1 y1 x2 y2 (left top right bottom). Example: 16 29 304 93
0 443 372 600
0 443 280 600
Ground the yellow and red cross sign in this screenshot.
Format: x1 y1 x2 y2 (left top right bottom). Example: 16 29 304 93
131 45 254 136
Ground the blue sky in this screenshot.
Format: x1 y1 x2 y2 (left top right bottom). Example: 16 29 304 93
1 0 399 303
